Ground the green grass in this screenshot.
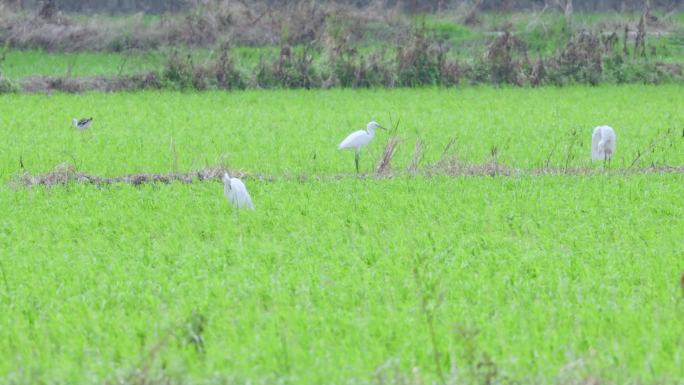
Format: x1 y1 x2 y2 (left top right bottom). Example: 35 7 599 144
1 49 166 78
1 175 683 384
1 86 684 384
0 48 280 80
0 86 683 181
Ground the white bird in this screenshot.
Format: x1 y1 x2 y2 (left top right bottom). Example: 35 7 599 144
338 121 386 173
223 172 254 210
591 125 617 165
72 117 93 131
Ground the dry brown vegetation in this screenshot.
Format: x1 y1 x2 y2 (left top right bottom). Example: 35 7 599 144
13 159 684 188
0 2 378 51
20 72 162 92
13 162 268 188
6 26 681 93
1 1 682 92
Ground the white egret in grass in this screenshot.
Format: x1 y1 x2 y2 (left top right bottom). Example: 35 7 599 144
223 172 254 210
72 117 93 131
591 125 616 166
338 121 386 173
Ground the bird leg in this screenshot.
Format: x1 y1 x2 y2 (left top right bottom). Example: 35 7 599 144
355 151 360 174
604 152 611 169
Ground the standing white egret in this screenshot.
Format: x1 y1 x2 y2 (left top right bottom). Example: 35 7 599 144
591 125 617 166
338 121 386 173
72 117 93 131
223 172 254 210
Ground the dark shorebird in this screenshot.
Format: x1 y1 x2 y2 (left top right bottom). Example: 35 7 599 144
72 117 93 131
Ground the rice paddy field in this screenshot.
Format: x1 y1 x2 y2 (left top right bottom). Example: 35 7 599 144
1 86 684 384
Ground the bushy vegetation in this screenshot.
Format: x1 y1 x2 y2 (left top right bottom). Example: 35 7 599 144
2 26 682 93
1 2 683 91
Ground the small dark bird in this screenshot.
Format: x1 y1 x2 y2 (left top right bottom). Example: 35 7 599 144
72 117 93 131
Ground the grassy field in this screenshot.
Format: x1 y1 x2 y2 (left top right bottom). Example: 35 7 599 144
0 86 683 180
1 47 285 80
2 11 683 81
2 49 169 78
1 86 684 384
3 37 683 81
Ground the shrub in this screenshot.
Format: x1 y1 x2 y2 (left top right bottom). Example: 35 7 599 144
255 44 319 89
396 25 451 87
546 31 603 85
484 31 528 85
214 43 245 90
162 50 196 90
323 19 394 88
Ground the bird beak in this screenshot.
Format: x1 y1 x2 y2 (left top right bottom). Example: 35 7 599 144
378 125 387 130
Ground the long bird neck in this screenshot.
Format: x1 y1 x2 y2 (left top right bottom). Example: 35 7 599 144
366 127 376 137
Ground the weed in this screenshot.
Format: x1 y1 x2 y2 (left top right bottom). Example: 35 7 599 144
256 43 318 88
214 43 245 90
396 25 451 87
163 50 195 90
547 31 603 85
485 31 529 85
376 136 400 176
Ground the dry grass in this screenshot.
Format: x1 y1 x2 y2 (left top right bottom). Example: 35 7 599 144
20 73 162 93
0 2 381 51
3 13 683 93
1 11 166 52
12 163 268 188
12 162 684 188
376 136 400 176
407 139 425 174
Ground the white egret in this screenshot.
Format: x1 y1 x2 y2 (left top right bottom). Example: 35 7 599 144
338 121 386 173
72 117 93 131
223 172 254 210
591 125 616 166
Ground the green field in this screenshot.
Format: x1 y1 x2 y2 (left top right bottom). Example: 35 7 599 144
2 49 168 78
1 47 285 80
1 86 684 384
1 86 683 179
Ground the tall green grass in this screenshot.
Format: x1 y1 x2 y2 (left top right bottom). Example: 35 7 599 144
0 86 682 181
1 175 683 384
1 86 683 384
